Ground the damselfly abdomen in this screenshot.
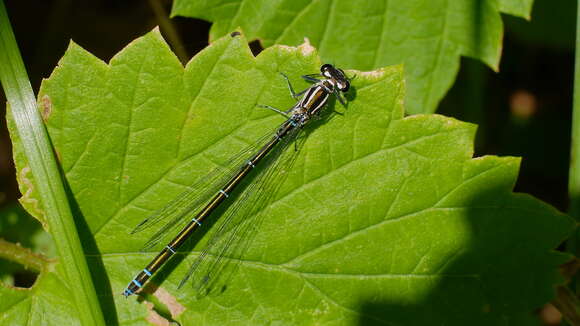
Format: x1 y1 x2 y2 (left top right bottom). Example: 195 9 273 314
123 64 351 297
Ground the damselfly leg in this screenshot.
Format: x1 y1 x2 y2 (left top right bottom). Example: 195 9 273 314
280 72 307 99
257 104 291 118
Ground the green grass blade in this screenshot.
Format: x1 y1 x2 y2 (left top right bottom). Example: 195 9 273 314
0 1 105 325
569 0 580 257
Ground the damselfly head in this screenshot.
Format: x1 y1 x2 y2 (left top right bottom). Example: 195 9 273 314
320 64 350 92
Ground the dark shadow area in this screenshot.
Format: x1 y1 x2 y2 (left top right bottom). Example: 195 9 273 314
11 268 38 288
60 173 120 325
249 39 264 57
356 185 572 325
0 259 39 288
439 0 575 212
470 0 485 57
344 83 358 105
136 282 179 324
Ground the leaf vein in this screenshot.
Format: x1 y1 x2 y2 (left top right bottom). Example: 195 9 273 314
273 1 315 44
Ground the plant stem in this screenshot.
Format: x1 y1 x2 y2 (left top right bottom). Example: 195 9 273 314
148 0 188 64
0 238 49 272
0 1 105 325
568 0 580 268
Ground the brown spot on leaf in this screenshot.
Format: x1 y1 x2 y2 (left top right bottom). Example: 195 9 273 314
144 302 172 326
357 68 387 79
298 38 315 56
140 286 185 325
54 150 62 163
39 95 52 121
153 286 185 317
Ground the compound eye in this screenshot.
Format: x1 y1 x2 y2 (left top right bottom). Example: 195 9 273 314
320 64 333 77
321 64 333 72
340 81 350 92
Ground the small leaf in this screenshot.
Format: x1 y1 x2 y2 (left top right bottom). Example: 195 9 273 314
0 268 82 326
171 0 533 114
5 29 573 325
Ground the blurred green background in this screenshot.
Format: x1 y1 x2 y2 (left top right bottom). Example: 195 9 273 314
0 0 575 323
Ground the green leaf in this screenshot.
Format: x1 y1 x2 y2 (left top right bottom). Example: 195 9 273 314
171 0 533 114
5 29 573 325
499 0 533 18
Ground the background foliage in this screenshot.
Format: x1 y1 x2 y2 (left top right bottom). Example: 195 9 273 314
172 0 532 115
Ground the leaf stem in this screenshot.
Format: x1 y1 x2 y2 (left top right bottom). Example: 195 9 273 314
148 0 188 64
0 238 49 272
0 1 105 325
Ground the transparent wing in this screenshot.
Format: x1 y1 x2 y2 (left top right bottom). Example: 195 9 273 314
178 126 307 296
131 127 281 252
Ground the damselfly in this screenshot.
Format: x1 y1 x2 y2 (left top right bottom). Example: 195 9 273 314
123 64 351 297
